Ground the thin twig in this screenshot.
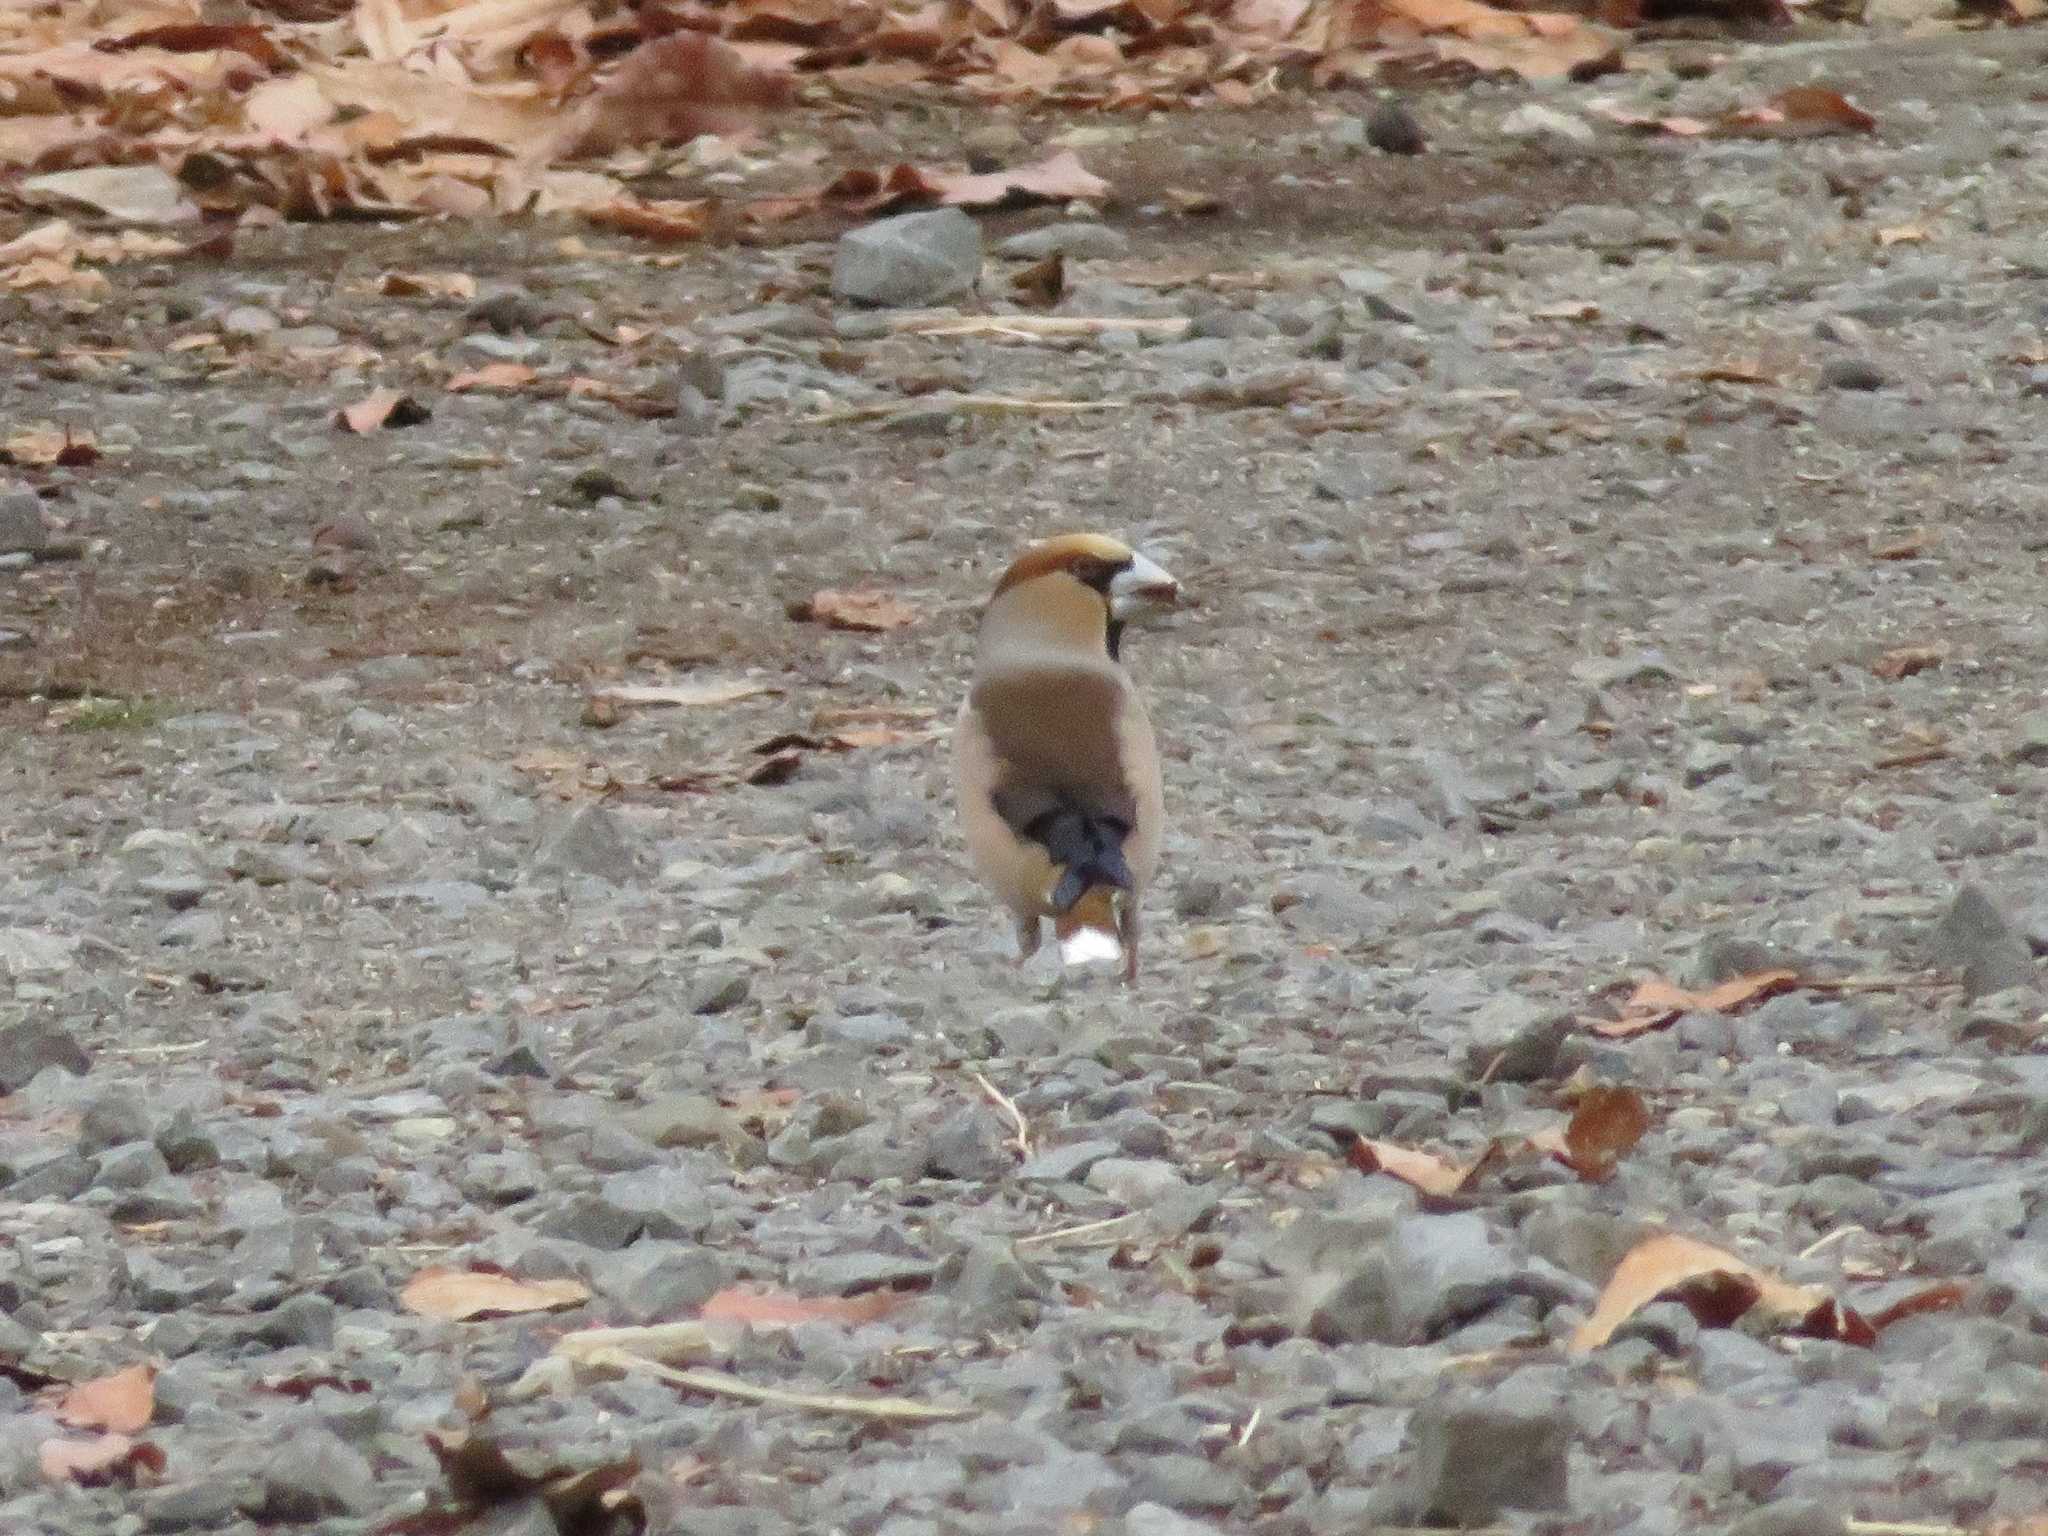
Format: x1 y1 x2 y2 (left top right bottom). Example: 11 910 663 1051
890 314 1189 338
1798 1227 1869 1261
1015 1213 1138 1249
969 1069 1032 1160
590 1350 977 1422
1843 1523 1972 1536
805 395 1126 426
1801 973 1952 994
1236 1405 1262 1448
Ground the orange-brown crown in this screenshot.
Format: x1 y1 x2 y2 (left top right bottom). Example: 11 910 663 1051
990 533 1137 599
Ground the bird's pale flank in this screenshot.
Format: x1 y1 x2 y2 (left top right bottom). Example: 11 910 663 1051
952 532 1179 982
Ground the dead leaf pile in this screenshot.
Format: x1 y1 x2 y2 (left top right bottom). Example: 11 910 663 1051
1571 1231 1966 1353
0 0 1631 231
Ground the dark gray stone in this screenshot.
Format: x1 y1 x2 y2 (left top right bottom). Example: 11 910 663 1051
0 1024 86 1097
1932 885 2035 1000
1393 1396 1570 1523
833 210 982 308
247 1430 375 1520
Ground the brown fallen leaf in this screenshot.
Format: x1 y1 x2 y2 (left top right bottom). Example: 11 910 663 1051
1012 251 1066 308
419 1428 643 1532
584 198 714 243
699 1286 909 1328
56 1363 156 1434
1718 85 1877 140
336 389 430 433
791 588 919 633
1866 1280 1967 1331
400 1268 592 1322
447 362 538 392
3 425 99 468
930 151 1108 209
39 1434 166 1487
1871 646 1944 681
1346 1136 1483 1198
594 680 781 708
1571 1232 1866 1352
575 31 792 157
1592 968 1801 1038
1529 1083 1651 1182
379 270 477 300
1870 528 1936 561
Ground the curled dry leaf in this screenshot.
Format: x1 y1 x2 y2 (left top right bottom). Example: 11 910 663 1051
3 425 99 468
1718 85 1877 140
421 1428 644 1532
1012 251 1066 307
447 362 538 393
400 1267 592 1322
1571 1232 1872 1352
336 389 430 433
792 589 919 633
39 1434 167 1487
574 31 793 157
1593 968 1800 1038
593 680 781 708
1529 1084 1650 1182
699 1286 909 1328
584 197 714 243
1872 646 1944 682
1345 1135 1482 1198
379 270 477 300
56 1363 156 1434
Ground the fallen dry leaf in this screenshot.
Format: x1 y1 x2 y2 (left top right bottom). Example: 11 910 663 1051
575 31 792 157
1530 1084 1651 1182
792 589 919 633
56 1364 156 1434
1346 1136 1483 1198
1571 1232 1865 1352
39 1434 166 1488
1012 251 1066 307
931 150 1108 209
699 1286 909 1328
447 362 538 392
423 1428 644 1532
1718 85 1877 140
585 197 714 243
1593 968 1801 1038
1870 528 1936 561
593 680 781 708
380 270 477 299
400 1268 592 1322
336 389 430 433
3 425 99 467
1872 646 1944 681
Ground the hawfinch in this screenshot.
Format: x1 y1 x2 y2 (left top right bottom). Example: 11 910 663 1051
953 533 1179 982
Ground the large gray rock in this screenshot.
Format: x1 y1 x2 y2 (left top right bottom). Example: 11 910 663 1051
0 484 44 554
832 209 982 308
1931 885 2035 1000
1391 1396 1571 1523
528 804 643 885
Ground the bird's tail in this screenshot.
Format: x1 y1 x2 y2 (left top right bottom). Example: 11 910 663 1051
1053 885 1123 968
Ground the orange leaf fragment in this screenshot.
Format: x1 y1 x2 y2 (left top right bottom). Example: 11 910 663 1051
585 198 714 243
399 1268 592 1321
1866 1280 1968 1331
1531 1084 1650 1182
336 389 430 433
1593 968 1800 1038
1346 1136 1480 1198
379 270 477 300
1718 85 1876 140
447 362 537 393
39 1434 166 1487
794 589 919 633
575 32 793 157
57 1364 156 1434
1572 1232 1865 1352
699 1286 908 1327
1871 646 1943 681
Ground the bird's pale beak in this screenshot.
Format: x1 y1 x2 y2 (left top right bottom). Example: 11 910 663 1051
1110 552 1179 618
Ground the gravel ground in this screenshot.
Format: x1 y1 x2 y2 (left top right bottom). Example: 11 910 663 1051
8 22 2048 1535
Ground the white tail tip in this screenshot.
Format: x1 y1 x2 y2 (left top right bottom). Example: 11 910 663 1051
1057 927 1124 968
